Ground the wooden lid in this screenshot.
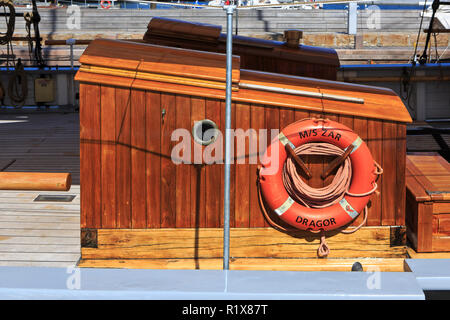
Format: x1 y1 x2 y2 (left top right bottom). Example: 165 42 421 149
75 39 240 91
143 17 339 68
75 39 411 123
146 17 222 43
406 153 450 201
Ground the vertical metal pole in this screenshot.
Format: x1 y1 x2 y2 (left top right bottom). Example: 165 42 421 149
223 4 235 271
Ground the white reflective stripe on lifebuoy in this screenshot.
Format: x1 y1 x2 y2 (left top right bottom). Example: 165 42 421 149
278 132 296 150
346 136 363 154
339 198 359 219
274 196 295 216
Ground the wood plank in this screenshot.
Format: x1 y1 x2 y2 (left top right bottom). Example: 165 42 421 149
433 202 450 214
115 87 132 228
80 84 101 228
0 244 79 253
431 236 450 252
249 104 265 227
406 163 430 201
0 236 79 245
234 103 250 228
417 202 433 252
146 91 161 228
190 97 206 228
0 229 79 237
435 214 450 236
160 93 177 228
78 257 406 272
0 252 80 262
0 215 79 223
406 246 450 259
279 107 295 130
81 227 406 260
130 89 147 228
205 98 223 228
175 95 191 228
100 85 116 228
0 261 78 267
396 123 406 226
264 105 279 227
366 119 383 226
352 117 368 226
382 121 396 226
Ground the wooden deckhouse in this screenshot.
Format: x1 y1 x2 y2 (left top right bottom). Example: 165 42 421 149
75 38 412 271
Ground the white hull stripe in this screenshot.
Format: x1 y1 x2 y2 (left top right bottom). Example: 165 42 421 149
278 132 296 150
339 198 359 219
345 136 363 154
274 196 295 216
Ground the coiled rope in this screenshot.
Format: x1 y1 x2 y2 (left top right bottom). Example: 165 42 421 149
258 137 383 258
0 0 15 46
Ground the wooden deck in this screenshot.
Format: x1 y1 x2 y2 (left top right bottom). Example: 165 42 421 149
0 113 80 267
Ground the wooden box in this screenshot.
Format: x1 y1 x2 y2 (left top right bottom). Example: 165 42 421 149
406 153 450 252
143 17 340 80
75 39 412 270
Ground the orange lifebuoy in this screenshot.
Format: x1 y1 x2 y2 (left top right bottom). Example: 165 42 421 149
100 0 111 9
259 118 377 232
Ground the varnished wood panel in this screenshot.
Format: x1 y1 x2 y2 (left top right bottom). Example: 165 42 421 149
234 103 251 228
366 119 383 226
81 90 407 230
382 121 397 226
406 153 450 252
352 117 368 226
115 87 132 228
81 227 406 260
190 97 207 229
249 104 265 228
205 99 223 228
160 93 177 228
79 257 405 272
396 124 407 226
100 86 116 228
80 84 101 229
175 95 191 228
146 91 161 228
130 89 147 228
263 106 279 227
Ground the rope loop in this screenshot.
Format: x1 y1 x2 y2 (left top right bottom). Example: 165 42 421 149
374 161 383 176
8 59 28 108
0 0 15 46
317 233 330 258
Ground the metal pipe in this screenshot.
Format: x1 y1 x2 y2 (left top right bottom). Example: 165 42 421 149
223 4 235 271
239 82 365 104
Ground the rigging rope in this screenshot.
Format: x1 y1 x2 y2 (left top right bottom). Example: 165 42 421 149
8 59 28 108
0 0 14 46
